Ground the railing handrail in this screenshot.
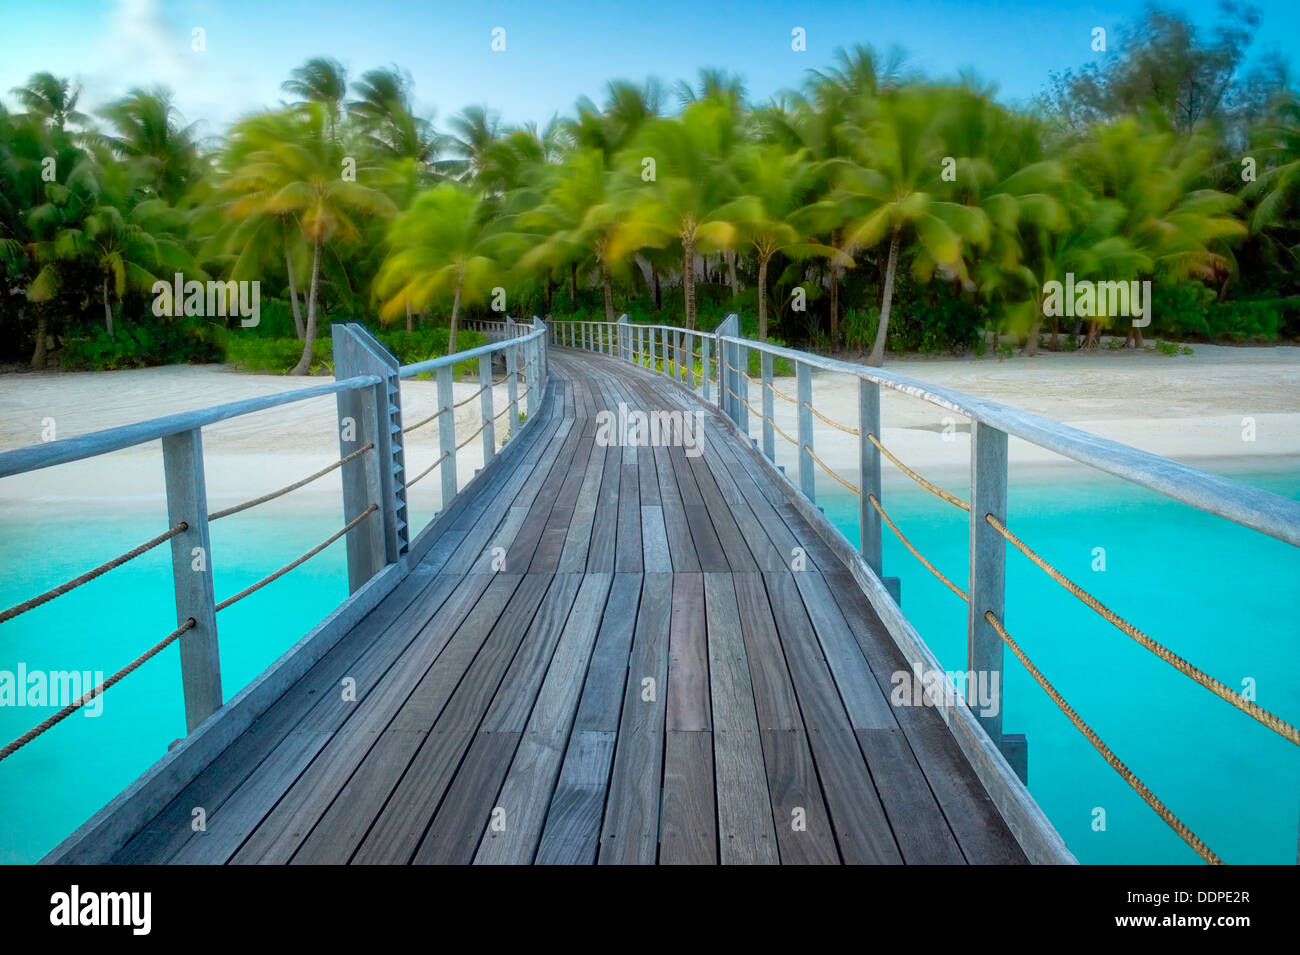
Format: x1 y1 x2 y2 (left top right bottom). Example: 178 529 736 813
709 332 1300 549
0 374 383 480
399 326 545 379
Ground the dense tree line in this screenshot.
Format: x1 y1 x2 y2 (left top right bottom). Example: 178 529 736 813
2 4 1298 374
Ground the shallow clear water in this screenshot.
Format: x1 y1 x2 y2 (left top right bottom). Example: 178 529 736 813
1 461 1297 864
818 463 1300 864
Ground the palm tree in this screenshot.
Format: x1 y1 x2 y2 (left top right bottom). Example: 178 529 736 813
612 98 747 329
374 182 505 353
282 58 349 135
829 88 989 365
97 88 200 203
1241 92 1300 263
9 73 88 132
220 104 396 374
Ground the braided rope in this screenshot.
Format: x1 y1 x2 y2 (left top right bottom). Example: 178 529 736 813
986 513 1300 748
0 617 196 763
456 420 489 452
868 494 968 602
803 401 859 436
407 450 451 487
985 610 1222 865
0 524 187 626
210 443 374 521
402 405 450 435
868 433 971 512
215 505 377 612
804 445 860 494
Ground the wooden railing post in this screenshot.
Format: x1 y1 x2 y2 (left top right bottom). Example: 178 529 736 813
479 354 496 468
701 336 712 403
331 323 405 591
534 316 548 387
735 340 750 438
714 313 740 425
525 334 539 417
760 351 775 461
161 428 222 732
436 364 458 511
796 360 815 501
968 421 1008 750
617 313 630 362
859 378 883 576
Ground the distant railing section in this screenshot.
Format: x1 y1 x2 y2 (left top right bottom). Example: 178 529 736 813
552 312 1300 864
0 317 549 761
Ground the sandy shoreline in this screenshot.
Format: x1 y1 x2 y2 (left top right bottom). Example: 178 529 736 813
0 345 1296 517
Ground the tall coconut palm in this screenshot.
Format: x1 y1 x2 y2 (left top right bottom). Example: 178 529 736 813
374 182 505 353
282 58 349 136
829 88 989 365
9 72 88 132
220 104 396 374
612 98 747 329
96 88 200 203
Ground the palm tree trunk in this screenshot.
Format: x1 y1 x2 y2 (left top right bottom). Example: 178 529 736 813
285 243 305 340
449 281 462 355
102 279 114 339
682 234 697 330
544 275 552 315
829 228 842 347
867 226 901 367
757 255 770 340
601 259 614 323
1049 317 1059 351
31 312 47 369
652 267 662 312
405 298 414 333
568 263 576 305
290 236 323 376
725 249 739 298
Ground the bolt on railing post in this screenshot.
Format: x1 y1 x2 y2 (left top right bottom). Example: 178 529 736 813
479 354 496 468
161 427 222 733
331 323 404 590
968 421 1008 749
859 378 883 576
796 360 815 501
761 351 775 461
435 364 458 510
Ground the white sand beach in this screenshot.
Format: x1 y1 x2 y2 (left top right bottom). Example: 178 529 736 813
0 344 1296 519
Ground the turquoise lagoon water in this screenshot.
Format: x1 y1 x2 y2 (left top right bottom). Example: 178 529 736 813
0 457 1297 864
818 461 1300 865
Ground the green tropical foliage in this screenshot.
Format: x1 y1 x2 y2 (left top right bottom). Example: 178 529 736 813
2 3 1298 375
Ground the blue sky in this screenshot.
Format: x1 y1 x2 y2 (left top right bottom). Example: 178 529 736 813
2 0 1297 138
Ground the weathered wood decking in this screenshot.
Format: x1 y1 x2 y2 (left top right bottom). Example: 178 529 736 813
111 349 1026 865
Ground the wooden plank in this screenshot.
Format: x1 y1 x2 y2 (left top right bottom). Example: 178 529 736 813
572 573 642 733
534 730 616 864
855 727 966 864
529 434 596 572
556 441 607 572
637 446 660 506
763 571 902 864
666 573 710 732
615 445 643 572
473 573 614 863
660 730 716 864
689 455 760 572
640 506 672 573
731 572 801 732
586 439 621 571
760 729 841 864
703 573 778 864
598 573 672 864
413 731 522 864
349 573 554 863
652 445 699 572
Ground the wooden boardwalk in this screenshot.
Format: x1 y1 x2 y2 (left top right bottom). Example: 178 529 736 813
112 349 1026 865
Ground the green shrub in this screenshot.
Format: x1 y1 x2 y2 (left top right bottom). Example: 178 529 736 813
58 321 222 371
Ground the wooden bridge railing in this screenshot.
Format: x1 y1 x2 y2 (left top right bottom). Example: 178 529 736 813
551 312 1300 864
0 318 549 754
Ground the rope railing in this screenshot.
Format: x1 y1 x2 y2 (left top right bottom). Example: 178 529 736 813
986 512 1300 748
804 401 859 436
867 433 971 512
406 450 450 488
804 445 860 495
0 523 188 626
402 405 450 435
214 504 378 613
984 609 1222 865
0 617 198 764
209 443 375 522
868 493 968 602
